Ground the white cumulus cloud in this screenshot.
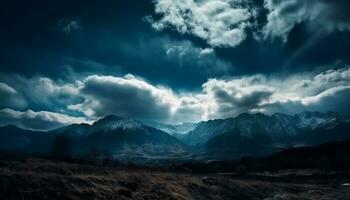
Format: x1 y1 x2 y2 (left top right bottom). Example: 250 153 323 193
262 0 350 41
147 0 257 47
0 108 88 131
2 66 350 126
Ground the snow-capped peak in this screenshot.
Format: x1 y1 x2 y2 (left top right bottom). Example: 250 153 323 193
92 115 145 133
108 119 144 130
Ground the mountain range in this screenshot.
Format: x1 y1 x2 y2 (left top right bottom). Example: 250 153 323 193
0 111 349 161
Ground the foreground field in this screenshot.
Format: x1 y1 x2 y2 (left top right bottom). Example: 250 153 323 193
0 154 350 200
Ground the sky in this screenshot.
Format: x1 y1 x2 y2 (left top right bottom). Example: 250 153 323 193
1 0 350 130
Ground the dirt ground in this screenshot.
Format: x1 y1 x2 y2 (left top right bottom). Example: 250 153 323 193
0 155 350 200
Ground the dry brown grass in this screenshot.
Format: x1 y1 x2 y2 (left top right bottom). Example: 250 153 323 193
0 155 349 200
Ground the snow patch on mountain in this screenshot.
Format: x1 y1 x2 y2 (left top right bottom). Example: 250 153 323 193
294 111 336 129
91 115 145 133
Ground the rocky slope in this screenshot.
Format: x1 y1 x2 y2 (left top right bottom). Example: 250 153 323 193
184 111 350 147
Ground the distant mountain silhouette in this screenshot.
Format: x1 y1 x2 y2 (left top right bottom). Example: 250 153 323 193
0 115 187 161
0 125 54 154
0 111 350 161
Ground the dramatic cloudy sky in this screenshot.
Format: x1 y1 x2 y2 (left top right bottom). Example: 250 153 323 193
1 0 350 130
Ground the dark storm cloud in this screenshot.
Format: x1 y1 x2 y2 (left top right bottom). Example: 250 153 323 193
201 75 275 119
72 75 178 122
213 88 273 118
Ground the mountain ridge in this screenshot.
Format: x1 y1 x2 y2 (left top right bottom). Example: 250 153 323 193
183 111 350 147
1 111 350 161
0 115 188 162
